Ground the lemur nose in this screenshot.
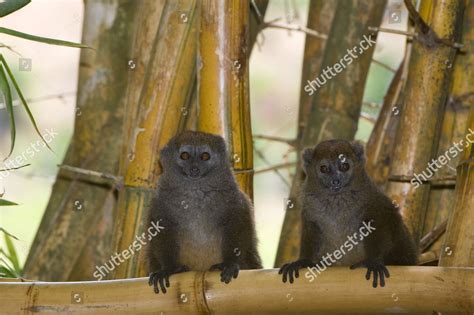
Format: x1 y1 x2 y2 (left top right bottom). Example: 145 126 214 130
190 167 200 176
332 179 340 186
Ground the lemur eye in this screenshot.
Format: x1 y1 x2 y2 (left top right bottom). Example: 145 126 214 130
340 162 350 172
320 165 329 173
201 152 210 161
180 152 190 160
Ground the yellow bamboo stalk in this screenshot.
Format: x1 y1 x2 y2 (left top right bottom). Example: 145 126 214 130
1 267 473 314
184 0 269 132
23 0 140 281
198 0 252 197
111 0 197 279
423 0 474 255
385 0 465 244
276 0 387 266
439 104 474 267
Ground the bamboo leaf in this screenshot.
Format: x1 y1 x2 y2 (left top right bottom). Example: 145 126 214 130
0 199 18 206
4 233 20 272
0 0 30 17
0 249 15 272
0 257 19 277
0 227 19 240
0 265 15 277
0 27 89 48
0 62 15 159
0 55 52 151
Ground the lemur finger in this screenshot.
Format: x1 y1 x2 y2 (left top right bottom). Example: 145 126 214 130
159 275 167 294
365 268 371 280
379 271 385 287
233 267 239 279
372 270 378 288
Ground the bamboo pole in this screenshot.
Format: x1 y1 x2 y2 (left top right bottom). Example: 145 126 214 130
385 0 465 244
184 0 269 131
111 0 198 279
198 0 253 197
274 0 337 266
23 0 140 281
423 0 474 255
439 104 474 267
276 0 387 266
365 59 406 188
295 0 338 142
1 267 473 314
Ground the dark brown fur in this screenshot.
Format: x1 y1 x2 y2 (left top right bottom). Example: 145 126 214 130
279 140 418 287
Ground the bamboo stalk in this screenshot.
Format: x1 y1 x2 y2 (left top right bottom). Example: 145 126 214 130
1 267 473 314
423 0 474 254
198 0 253 197
276 0 387 266
365 60 406 188
385 0 465 244
295 0 338 142
183 0 269 132
23 0 140 281
418 251 439 265
110 0 198 279
439 104 474 267
420 220 447 252
274 0 338 268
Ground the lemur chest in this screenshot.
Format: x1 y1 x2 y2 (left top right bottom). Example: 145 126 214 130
308 199 368 266
174 191 225 271
317 223 367 266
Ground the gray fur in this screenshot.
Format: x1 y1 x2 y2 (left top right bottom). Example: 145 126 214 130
147 131 261 293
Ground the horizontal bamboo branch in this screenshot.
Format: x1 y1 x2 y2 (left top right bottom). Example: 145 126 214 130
1 267 473 314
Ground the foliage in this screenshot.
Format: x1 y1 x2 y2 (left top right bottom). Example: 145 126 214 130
0 228 22 278
0 0 88 159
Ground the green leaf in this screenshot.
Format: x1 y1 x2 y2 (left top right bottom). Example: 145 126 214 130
0 199 18 206
0 0 30 17
0 265 16 278
0 228 19 240
0 55 52 152
0 27 89 49
4 233 20 272
0 257 19 277
0 62 15 159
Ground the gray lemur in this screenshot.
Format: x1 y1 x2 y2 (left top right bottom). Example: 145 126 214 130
279 140 417 288
147 131 262 294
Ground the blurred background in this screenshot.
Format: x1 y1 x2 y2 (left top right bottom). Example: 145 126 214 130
0 0 407 269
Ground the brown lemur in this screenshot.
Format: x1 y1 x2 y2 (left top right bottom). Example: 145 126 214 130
279 140 417 288
147 131 262 294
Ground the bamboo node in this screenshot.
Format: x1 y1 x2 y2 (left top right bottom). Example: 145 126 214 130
58 164 124 189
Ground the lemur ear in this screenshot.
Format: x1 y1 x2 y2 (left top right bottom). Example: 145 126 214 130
301 147 315 169
160 135 178 163
350 141 365 162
